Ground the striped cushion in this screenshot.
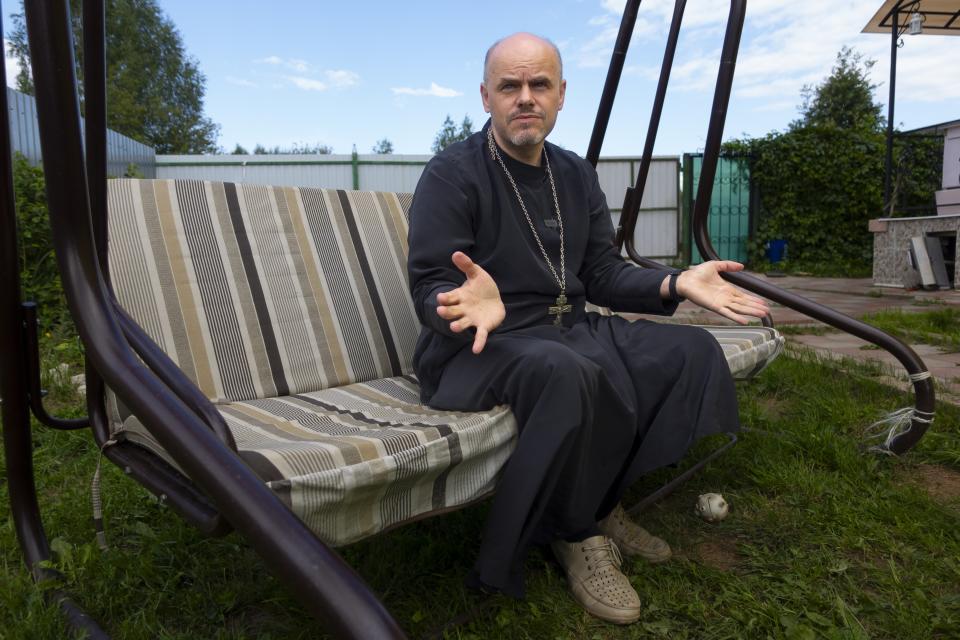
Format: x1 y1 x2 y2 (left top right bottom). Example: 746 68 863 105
105 178 783 546
702 326 784 380
107 376 517 546
107 179 418 403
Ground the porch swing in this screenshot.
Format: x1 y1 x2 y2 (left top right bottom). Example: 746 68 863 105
0 0 935 638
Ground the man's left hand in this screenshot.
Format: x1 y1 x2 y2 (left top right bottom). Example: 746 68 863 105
669 261 770 324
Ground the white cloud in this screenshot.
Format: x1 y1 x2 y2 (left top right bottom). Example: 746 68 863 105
256 55 311 72
287 58 310 72
391 82 463 97
579 0 960 111
286 76 328 91
5 40 22 88
325 69 359 87
225 76 257 88
258 57 360 91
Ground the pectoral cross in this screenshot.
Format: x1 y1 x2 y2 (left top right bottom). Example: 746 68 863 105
548 293 572 326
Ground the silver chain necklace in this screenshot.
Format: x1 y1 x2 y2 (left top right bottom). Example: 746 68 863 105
487 128 571 325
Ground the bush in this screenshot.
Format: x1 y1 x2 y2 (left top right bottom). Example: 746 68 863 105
732 128 942 276
13 152 70 328
738 127 884 274
892 134 943 217
721 47 942 277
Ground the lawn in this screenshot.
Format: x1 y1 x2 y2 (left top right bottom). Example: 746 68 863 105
2 328 959 639
861 308 960 353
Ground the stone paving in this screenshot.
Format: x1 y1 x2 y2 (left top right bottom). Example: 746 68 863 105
629 272 960 404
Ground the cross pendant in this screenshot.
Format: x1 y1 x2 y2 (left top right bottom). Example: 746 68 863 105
548 293 572 326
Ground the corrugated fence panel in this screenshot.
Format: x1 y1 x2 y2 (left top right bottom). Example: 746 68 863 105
157 153 682 260
6 87 156 177
597 157 679 260
159 154 356 189
358 155 432 192
596 159 635 212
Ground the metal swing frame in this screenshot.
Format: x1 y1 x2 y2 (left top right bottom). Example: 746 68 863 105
0 0 933 638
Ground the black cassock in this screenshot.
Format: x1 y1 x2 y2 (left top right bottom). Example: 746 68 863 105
407 121 739 597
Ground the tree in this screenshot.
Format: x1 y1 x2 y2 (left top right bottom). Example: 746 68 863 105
726 46 938 275
432 115 474 153
231 144 249 155
9 0 220 153
250 142 333 154
371 138 394 154
796 47 883 132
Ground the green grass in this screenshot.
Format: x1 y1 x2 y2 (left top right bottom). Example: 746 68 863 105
3 347 960 639
861 308 960 351
775 324 834 337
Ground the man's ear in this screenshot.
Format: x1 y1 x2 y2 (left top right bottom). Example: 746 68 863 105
558 79 567 111
480 83 491 113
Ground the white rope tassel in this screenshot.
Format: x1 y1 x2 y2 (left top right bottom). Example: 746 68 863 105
908 371 932 382
864 407 934 455
91 439 118 551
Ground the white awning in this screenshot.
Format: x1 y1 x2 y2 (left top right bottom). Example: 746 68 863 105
862 0 960 35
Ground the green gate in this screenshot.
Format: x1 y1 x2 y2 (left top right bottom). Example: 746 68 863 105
683 153 753 265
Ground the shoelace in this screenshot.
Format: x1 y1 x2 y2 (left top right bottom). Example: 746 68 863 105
582 538 623 571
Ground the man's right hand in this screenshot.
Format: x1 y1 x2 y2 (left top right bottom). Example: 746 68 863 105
436 251 505 354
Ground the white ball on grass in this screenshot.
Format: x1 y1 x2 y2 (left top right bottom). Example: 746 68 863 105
695 493 729 522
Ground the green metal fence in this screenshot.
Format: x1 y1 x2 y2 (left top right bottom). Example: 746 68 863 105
683 153 753 265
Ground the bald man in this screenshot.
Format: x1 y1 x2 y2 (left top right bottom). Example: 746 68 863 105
407 33 768 624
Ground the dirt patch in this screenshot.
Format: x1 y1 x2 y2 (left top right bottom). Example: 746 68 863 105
694 539 742 572
757 397 787 421
910 464 960 504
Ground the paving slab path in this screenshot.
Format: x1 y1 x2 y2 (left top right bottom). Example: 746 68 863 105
627 272 960 404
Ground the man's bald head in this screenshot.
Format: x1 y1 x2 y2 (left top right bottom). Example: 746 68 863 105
483 33 563 85
479 32 567 165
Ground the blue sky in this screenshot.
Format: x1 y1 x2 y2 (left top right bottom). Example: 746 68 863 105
4 0 959 156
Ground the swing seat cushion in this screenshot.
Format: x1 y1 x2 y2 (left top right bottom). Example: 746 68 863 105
105 179 782 546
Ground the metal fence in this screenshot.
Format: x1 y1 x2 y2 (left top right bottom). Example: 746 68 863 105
157 153 683 262
6 87 155 177
684 153 754 265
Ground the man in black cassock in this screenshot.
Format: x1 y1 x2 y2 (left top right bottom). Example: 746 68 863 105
407 32 769 624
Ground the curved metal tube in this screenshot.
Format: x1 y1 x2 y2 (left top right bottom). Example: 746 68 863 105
0 8 108 639
686 0 932 454
112 300 237 451
620 0 687 251
22 301 90 429
620 1 774 330
705 270 934 454
585 0 641 167
594 0 928 453
24 1 406 637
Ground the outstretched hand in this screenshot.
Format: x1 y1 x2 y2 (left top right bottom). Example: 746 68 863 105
673 261 770 324
437 251 506 354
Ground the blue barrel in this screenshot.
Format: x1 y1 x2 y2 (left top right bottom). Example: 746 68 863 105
766 239 787 263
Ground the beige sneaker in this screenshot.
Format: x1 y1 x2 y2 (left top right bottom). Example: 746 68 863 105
551 535 642 625
598 503 672 563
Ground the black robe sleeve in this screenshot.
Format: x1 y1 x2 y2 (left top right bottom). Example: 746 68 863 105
407 154 474 343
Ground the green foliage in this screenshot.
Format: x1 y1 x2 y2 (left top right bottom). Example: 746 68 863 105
4 348 959 638
431 114 474 153
251 142 333 154
12 153 70 329
122 163 145 178
726 48 941 276
891 134 943 217
371 138 394 154
9 0 220 153
230 143 249 155
861 307 960 351
735 126 885 273
796 47 883 132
